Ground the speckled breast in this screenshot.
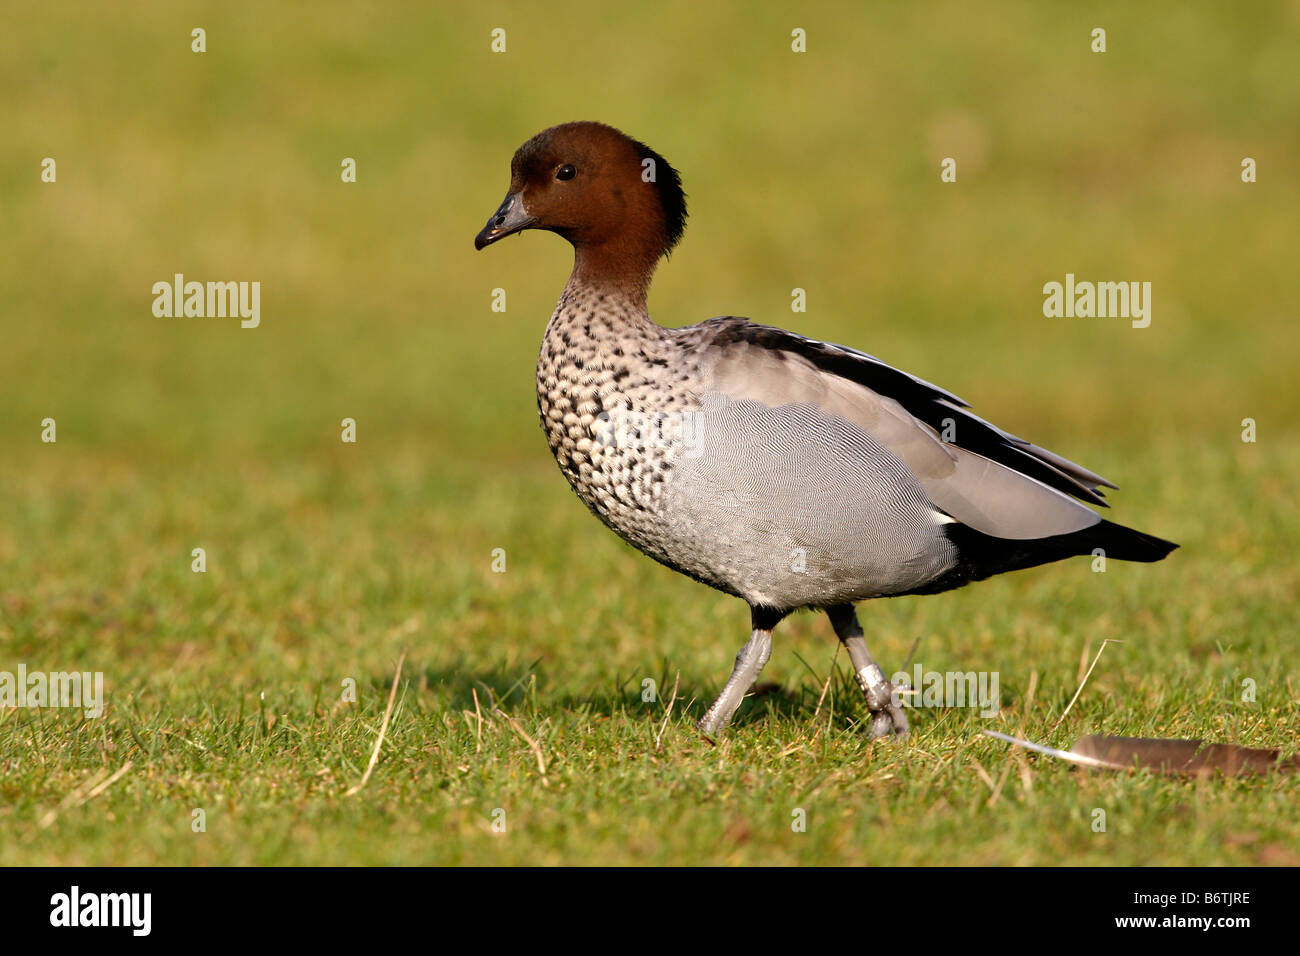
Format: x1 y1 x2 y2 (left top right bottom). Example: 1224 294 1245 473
534 286 711 580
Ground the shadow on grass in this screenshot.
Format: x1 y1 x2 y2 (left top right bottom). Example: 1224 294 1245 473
406 657 881 734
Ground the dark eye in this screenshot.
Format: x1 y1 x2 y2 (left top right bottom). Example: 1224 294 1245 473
556 164 577 181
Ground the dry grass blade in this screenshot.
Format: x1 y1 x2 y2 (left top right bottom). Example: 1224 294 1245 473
1023 669 1039 716
496 707 548 782
808 645 841 744
969 755 996 793
654 670 680 752
345 650 406 797
811 644 840 722
902 635 922 671
39 760 134 830
84 762 133 801
1054 638 1124 730
472 686 483 754
987 762 1012 807
1014 747 1035 798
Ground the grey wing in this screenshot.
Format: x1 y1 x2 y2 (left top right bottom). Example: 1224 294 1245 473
662 391 960 608
685 318 1107 542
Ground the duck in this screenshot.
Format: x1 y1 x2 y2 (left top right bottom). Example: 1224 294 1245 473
473 121 1176 739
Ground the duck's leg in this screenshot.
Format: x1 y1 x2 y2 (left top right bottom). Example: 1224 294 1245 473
826 604 909 739
696 606 783 734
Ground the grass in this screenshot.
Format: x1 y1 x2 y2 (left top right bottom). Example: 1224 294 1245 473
1 0 1298 865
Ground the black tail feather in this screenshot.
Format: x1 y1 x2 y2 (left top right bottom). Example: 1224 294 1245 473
903 520 1177 596
1070 520 1179 564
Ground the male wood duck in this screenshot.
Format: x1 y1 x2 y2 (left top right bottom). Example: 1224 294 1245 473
474 121 1176 738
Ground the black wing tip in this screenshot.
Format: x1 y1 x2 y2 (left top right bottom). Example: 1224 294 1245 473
1080 484 1110 507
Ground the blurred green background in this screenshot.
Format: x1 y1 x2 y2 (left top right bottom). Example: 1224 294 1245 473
1 1 1297 865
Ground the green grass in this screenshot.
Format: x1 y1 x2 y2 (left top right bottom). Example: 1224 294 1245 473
2 0 1298 865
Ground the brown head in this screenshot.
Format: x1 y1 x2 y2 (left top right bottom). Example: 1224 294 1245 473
474 122 687 296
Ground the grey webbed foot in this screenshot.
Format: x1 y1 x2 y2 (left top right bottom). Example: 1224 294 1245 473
696 626 773 734
858 670 909 739
827 604 910 741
